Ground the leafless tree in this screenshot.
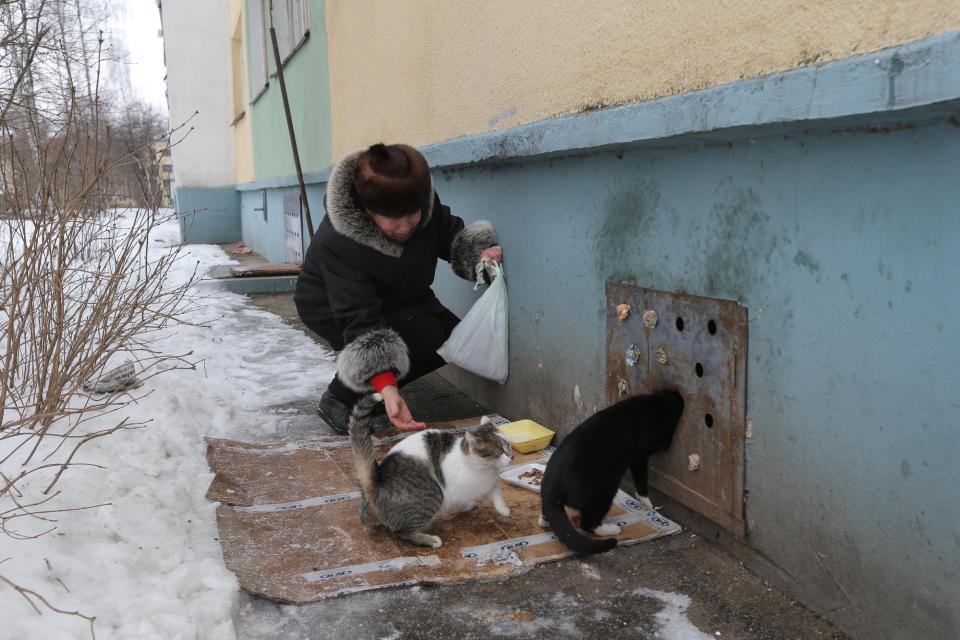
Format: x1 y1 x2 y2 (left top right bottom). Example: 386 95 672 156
1 2 197 635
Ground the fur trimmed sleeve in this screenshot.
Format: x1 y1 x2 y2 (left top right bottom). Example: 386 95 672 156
336 328 411 393
449 220 497 281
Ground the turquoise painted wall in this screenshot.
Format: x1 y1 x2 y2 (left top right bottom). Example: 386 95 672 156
428 113 959 640
248 0 332 181
175 186 241 244
239 184 323 262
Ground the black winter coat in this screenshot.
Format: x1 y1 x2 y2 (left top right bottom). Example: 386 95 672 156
294 150 496 392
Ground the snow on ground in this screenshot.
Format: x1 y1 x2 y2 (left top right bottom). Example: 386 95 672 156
635 588 715 640
444 587 714 639
0 213 336 639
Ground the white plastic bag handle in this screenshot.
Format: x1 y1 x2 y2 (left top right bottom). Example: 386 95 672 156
474 256 500 291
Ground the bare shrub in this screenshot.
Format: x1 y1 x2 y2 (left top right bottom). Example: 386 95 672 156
1 1 201 634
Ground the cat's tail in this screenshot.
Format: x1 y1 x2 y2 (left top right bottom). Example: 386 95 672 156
542 499 618 555
348 395 381 499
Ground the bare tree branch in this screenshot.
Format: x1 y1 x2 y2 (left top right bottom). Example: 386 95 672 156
0 573 97 639
0 3 200 635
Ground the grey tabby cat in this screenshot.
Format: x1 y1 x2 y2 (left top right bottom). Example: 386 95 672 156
348 396 513 548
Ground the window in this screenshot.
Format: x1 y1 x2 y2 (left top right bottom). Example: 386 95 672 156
230 12 248 120
245 1 309 102
245 0 268 100
273 0 310 63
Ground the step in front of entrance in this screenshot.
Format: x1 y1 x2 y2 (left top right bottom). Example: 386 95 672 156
205 264 298 295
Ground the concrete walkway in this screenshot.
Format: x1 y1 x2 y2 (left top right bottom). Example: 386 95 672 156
229 292 849 640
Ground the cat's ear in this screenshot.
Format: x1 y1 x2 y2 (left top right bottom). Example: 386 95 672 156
464 431 477 447
476 422 496 436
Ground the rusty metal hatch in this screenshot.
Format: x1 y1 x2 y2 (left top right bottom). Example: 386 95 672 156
606 283 747 537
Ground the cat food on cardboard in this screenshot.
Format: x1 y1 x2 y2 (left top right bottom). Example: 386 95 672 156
518 467 543 485
499 462 548 493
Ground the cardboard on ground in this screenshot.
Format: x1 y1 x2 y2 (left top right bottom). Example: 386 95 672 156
206 417 680 603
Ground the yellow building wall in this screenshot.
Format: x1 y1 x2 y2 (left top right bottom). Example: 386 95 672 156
229 0 255 184
325 0 960 158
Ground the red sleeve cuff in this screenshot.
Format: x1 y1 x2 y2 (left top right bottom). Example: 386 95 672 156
370 371 397 393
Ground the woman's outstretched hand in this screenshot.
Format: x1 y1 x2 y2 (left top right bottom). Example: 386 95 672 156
380 385 426 431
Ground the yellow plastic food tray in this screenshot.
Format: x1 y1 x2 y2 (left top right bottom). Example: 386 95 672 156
496 419 555 453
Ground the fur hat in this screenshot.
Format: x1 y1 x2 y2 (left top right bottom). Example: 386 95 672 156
353 143 431 218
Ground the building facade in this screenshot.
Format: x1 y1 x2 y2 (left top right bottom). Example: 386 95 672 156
161 3 960 639
160 0 239 241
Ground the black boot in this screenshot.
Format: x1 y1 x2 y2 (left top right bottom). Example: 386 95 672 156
317 390 352 435
318 374 391 435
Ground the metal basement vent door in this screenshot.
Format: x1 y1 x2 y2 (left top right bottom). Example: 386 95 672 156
606 283 748 537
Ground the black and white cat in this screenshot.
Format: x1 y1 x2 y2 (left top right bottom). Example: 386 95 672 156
349 397 513 548
539 390 685 554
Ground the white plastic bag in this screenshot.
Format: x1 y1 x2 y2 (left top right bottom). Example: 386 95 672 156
437 260 509 384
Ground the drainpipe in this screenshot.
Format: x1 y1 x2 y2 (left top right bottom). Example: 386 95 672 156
268 0 315 239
